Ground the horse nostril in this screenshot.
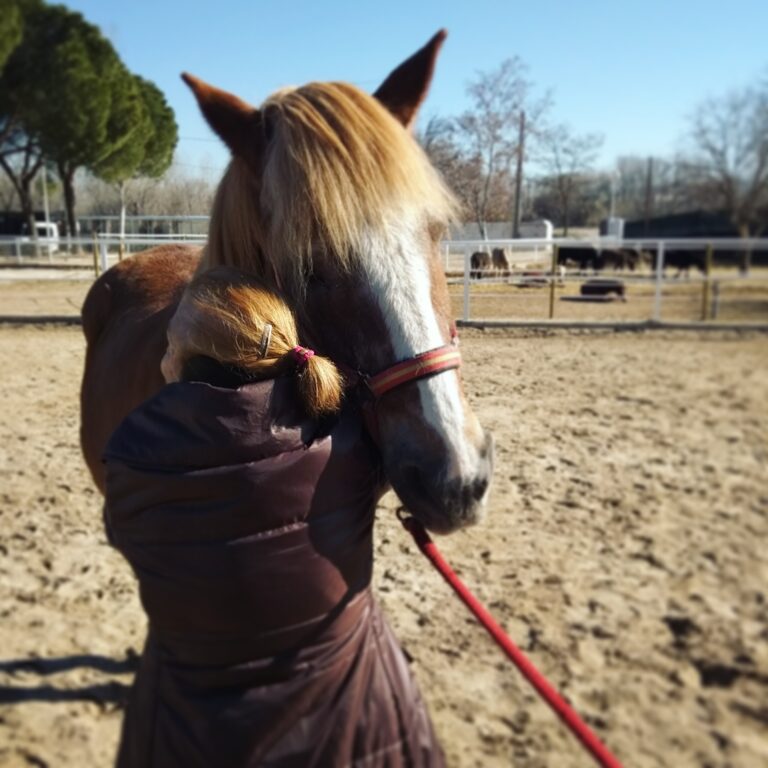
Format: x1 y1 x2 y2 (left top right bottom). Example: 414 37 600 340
459 475 489 510
472 476 489 502
461 476 488 508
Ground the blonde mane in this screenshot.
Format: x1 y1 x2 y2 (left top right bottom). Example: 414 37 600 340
203 81 457 295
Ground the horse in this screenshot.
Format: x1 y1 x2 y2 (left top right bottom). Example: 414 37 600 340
663 249 707 278
80 30 493 535
558 246 597 272
470 250 491 279
491 247 511 275
639 247 707 278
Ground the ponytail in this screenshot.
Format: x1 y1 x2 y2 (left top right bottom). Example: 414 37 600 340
288 345 343 417
175 266 345 418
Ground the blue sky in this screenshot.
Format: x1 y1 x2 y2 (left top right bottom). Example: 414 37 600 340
65 0 768 177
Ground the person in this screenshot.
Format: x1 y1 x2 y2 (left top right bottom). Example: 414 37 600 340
159 265 344 418
103 266 445 767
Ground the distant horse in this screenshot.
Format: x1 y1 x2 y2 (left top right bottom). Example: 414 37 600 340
559 246 640 273
558 246 597 272
664 250 707 278
470 251 491 279
597 248 640 272
639 248 705 278
80 31 493 535
491 247 511 275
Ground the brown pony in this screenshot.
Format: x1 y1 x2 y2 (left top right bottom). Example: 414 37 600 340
80 31 493 534
492 247 511 275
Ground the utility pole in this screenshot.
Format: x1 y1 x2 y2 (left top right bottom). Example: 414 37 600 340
512 110 526 238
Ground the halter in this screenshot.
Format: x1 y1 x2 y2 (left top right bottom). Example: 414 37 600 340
348 325 461 401
365 344 461 398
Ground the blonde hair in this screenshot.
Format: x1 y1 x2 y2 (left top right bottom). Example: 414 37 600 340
203 81 458 296
171 266 343 417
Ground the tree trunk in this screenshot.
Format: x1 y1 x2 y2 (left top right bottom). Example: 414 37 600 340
512 111 525 238
59 163 78 249
558 180 570 237
563 198 570 236
472 190 487 240
119 180 127 259
0 156 38 244
119 181 126 238
643 157 653 236
20 177 38 255
738 221 751 275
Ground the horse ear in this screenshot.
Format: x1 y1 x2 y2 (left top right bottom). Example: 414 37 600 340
181 73 261 160
374 30 447 129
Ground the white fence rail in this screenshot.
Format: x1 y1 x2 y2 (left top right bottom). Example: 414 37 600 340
0 233 206 270
2 235 768 327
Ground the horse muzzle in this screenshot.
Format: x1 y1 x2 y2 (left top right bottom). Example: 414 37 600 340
385 428 494 534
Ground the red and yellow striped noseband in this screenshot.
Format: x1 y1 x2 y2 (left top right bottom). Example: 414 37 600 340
365 345 461 399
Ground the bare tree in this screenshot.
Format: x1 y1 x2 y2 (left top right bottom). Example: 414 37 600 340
77 173 120 217
77 162 217 232
0 128 43 237
455 58 549 238
419 115 511 229
615 156 650 220
539 124 603 235
531 171 606 229
419 116 460 181
419 116 468 205
613 155 693 223
685 80 768 237
0 168 18 211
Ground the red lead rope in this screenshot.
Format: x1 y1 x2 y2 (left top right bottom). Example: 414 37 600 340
398 514 624 768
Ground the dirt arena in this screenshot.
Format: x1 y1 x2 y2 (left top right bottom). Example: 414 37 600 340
0 318 766 767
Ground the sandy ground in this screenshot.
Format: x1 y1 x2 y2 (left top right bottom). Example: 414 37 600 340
0 322 766 768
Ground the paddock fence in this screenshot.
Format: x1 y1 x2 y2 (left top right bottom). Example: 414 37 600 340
443 237 768 328
1 234 768 329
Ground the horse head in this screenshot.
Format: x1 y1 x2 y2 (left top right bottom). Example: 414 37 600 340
181 31 493 534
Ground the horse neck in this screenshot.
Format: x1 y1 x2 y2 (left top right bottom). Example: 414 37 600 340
198 238 289 297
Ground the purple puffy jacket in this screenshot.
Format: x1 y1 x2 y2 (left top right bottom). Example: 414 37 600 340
103 376 445 768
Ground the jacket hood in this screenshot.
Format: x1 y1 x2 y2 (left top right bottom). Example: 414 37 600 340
104 377 323 470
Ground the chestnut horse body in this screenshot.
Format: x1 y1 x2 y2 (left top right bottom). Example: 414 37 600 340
80 31 493 534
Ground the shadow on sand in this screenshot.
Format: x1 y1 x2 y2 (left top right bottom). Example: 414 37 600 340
0 654 137 705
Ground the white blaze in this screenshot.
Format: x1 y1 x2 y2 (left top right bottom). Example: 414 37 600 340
358 217 476 478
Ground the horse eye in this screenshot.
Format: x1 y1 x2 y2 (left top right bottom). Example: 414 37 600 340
307 271 328 289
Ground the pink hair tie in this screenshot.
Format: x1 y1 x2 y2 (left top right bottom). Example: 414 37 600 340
292 345 315 368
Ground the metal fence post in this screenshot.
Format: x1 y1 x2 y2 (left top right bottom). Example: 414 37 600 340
701 243 713 321
99 240 108 274
548 244 559 319
92 235 99 277
711 281 721 319
653 241 665 322
463 247 471 322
